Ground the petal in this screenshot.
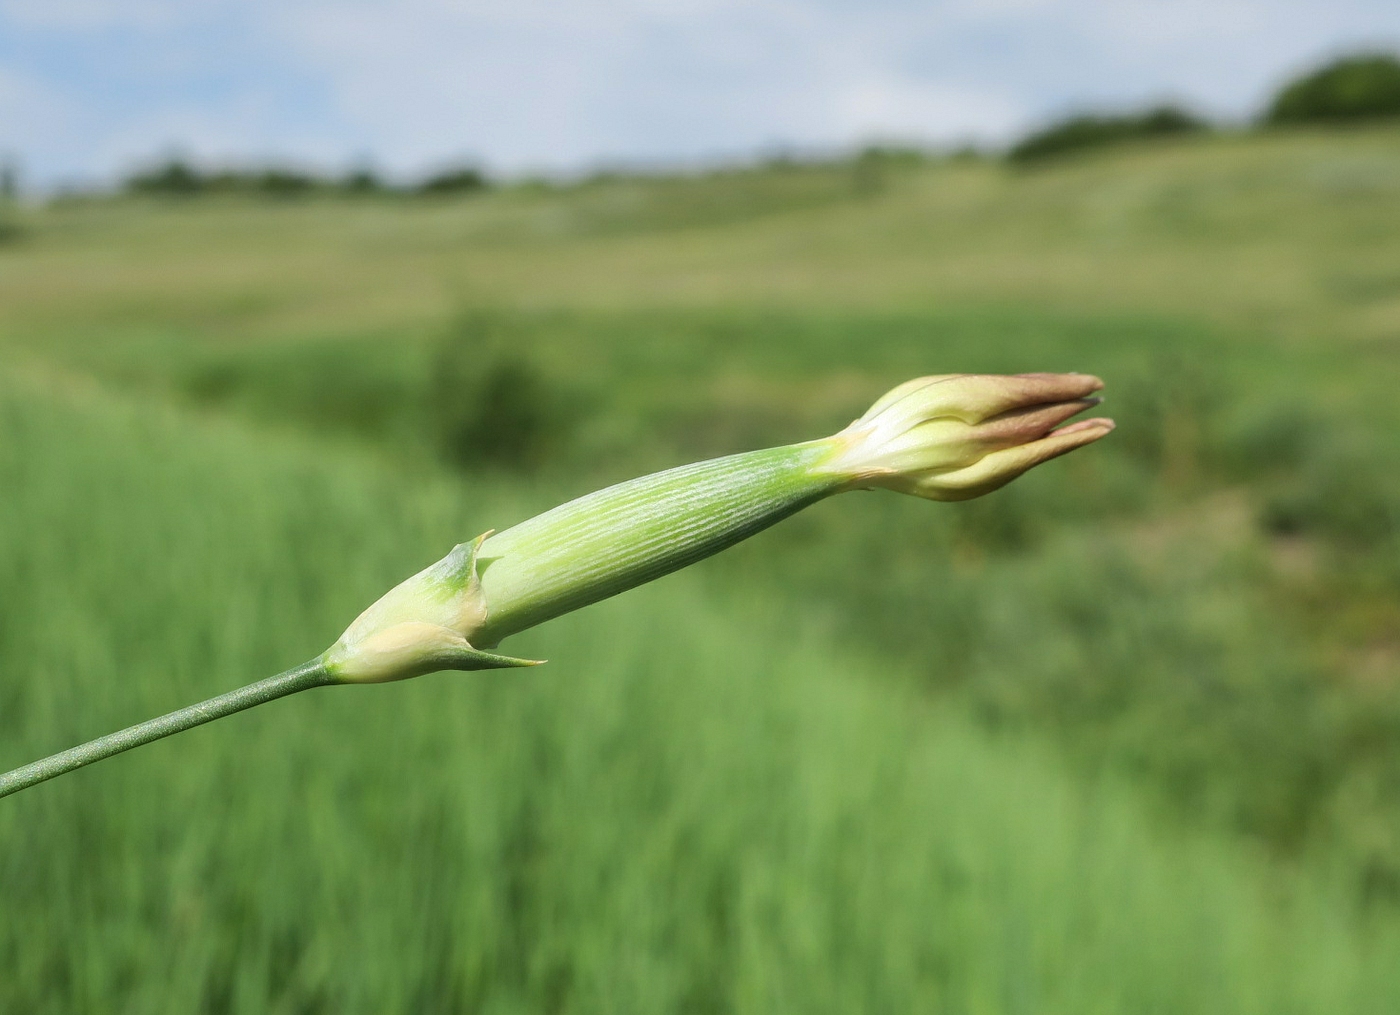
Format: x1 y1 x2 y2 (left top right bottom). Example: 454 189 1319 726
969 397 1103 449
918 418 1115 500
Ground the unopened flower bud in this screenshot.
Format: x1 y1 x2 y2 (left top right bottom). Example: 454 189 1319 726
0 374 1116 797
324 372 1113 681
816 372 1114 500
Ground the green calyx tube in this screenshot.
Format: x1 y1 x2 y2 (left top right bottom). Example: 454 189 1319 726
474 441 840 646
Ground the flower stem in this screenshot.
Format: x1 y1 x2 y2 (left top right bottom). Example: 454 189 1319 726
0 658 332 799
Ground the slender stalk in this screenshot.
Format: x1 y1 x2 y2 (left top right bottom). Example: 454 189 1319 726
0 658 332 799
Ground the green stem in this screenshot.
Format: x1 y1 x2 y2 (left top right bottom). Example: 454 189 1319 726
0 658 333 800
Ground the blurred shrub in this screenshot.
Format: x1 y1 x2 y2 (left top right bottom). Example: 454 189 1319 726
1261 443 1398 547
340 166 385 195
1265 52 1400 125
417 166 489 196
174 321 574 473
126 159 204 196
247 168 317 198
848 145 930 196
1009 106 1209 164
125 159 387 199
180 339 423 445
1108 353 1224 488
1216 401 1322 478
433 315 567 472
953 487 1041 553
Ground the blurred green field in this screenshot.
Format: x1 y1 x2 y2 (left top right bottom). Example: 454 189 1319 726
9 127 1400 346
5 126 1400 1010
6 371 1400 1013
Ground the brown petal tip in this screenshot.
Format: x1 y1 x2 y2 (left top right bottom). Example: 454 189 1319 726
1051 417 1115 437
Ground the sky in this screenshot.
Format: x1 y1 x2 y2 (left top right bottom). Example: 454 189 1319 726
2 0 1400 189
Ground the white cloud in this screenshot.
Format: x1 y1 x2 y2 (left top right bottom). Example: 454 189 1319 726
829 77 1023 144
262 0 1032 173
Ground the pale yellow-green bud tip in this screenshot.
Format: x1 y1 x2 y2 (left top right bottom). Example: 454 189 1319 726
818 372 1114 501
322 532 543 683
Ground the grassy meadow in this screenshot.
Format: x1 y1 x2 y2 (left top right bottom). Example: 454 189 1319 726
5 126 1400 1009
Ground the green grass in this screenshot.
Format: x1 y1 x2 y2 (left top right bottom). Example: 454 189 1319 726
7 125 1400 1008
4 373 1400 1013
31 301 1400 884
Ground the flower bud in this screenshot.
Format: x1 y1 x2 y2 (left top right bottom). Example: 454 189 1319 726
0 371 1117 799
323 373 1112 682
816 372 1114 501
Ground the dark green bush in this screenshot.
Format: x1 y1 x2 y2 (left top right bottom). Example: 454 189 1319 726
1265 53 1400 125
1261 446 1398 547
1009 106 1209 164
417 166 489 196
179 339 422 443
848 145 930 196
433 315 565 471
125 159 205 196
125 160 371 198
0 162 16 201
246 168 317 198
341 167 385 194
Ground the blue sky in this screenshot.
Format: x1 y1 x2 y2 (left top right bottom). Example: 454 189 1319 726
3 0 1400 188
